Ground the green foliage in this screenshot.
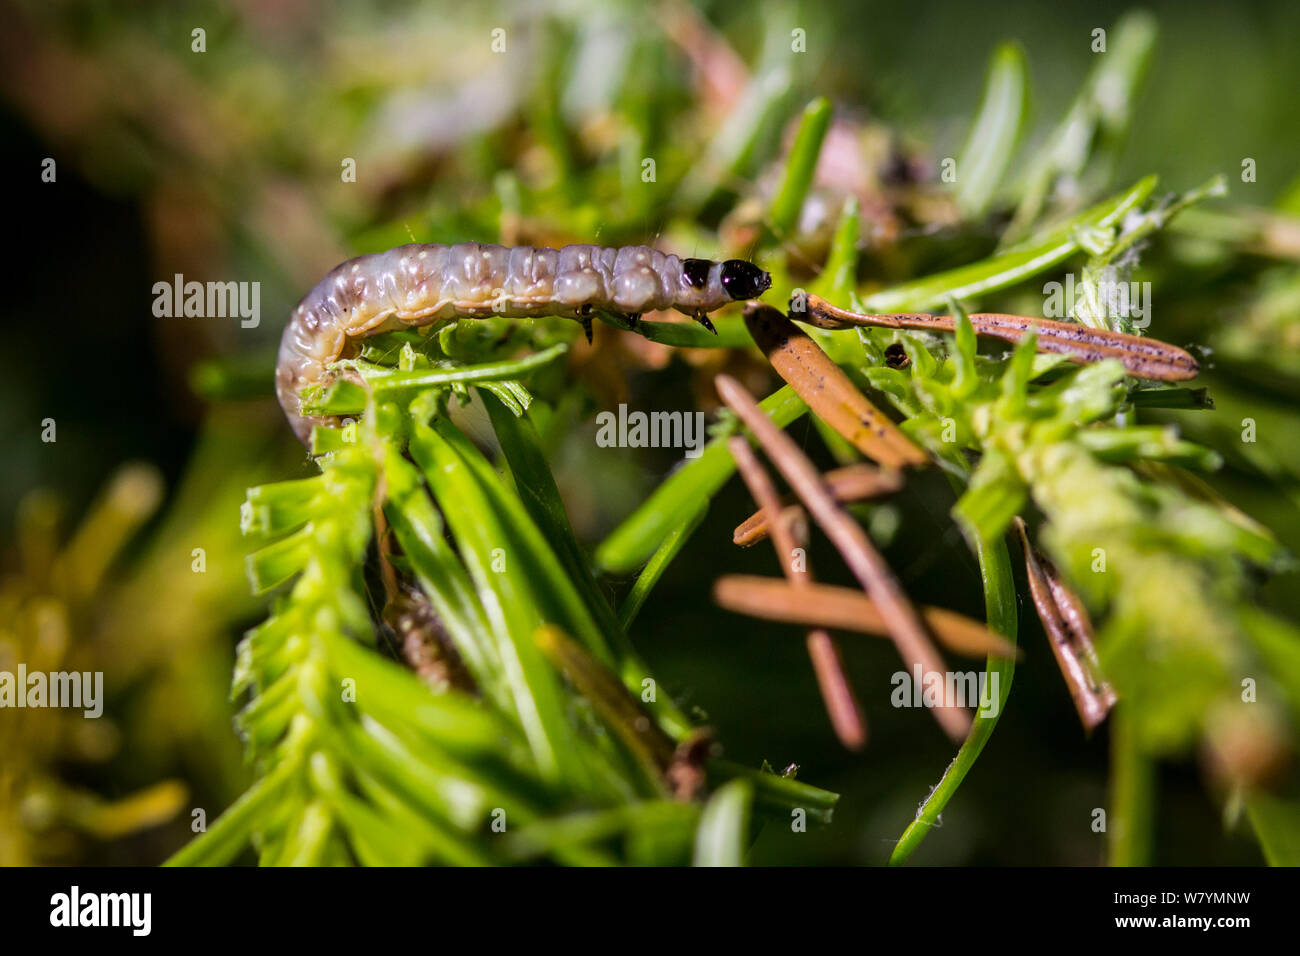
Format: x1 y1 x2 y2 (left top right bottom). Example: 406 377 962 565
857 177 1155 314
128 7 1300 868
595 387 809 573
955 43 1029 218
859 243 1299 862
171 354 836 866
890 530 1018 866
868 303 1296 752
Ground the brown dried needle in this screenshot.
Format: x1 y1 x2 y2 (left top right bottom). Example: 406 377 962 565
799 293 1199 382
715 373 971 740
727 436 868 750
713 575 1019 660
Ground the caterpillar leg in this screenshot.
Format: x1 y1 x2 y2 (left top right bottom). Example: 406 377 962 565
693 311 718 335
584 310 643 341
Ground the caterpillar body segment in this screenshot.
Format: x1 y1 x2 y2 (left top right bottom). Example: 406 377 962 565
276 242 771 443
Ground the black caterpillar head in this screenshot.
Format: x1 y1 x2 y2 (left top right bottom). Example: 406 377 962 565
720 260 772 300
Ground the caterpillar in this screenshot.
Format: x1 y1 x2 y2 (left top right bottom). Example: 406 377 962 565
276 242 771 443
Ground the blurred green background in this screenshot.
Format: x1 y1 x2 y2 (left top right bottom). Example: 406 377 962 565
2 0 1297 865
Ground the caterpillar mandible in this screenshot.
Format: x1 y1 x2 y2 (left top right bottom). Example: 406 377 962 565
276 242 771 443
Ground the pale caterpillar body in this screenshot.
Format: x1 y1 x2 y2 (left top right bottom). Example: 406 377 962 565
276 242 771 443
